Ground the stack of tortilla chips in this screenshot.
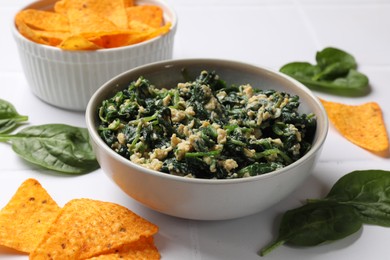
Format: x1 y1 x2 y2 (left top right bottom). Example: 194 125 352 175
15 0 171 50
0 179 160 259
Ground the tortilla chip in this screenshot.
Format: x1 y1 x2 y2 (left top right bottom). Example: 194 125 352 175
128 20 154 32
126 5 164 28
321 99 389 153
30 198 158 259
123 0 135 8
33 30 71 46
129 22 172 45
0 179 60 253
87 237 160 260
55 0 128 29
15 20 48 45
95 22 170 48
15 9 69 32
97 33 133 48
67 8 120 35
16 0 170 50
59 35 102 50
0 179 160 258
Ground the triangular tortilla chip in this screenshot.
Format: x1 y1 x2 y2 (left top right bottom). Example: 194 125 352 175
55 0 128 29
87 236 160 260
0 179 60 253
59 35 102 50
15 9 70 32
67 8 120 35
126 5 164 28
30 198 158 259
321 99 389 153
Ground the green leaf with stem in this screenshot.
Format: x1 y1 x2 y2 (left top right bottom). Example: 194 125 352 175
311 170 390 227
260 202 362 256
0 99 28 133
0 124 99 174
280 47 369 96
260 170 390 256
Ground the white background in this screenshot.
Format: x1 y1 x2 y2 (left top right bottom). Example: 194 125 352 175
1 0 390 259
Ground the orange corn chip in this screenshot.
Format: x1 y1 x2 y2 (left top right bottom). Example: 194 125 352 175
123 0 135 7
87 237 160 260
128 20 155 32
33 30 71 46
97 33 134 48
98 22 171 48
15 9 69 32
15 19 48 45
53 0 66 14
0 179 60 253
127 22 171 45
67 8 120 35
30 198 158 259
59 35 102 50
126 5 164 28
17 24 45 44
16 0 171 50
55 0 128 29
321 99 389 154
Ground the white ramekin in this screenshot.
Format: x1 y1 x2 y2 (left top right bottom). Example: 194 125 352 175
12 0 177 111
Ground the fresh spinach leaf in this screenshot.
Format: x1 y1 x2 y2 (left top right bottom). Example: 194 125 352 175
0 124 99 174
280 47 369 96
260 169 390 256
260 202 362 256
0 99 28 133
320 170 390 227
315 47 357 80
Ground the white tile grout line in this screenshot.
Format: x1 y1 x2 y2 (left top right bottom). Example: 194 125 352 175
188 220 201 260
291 0 322 50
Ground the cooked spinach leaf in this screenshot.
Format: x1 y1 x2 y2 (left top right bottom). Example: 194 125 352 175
0 124 99 174
98 70 316 179
0 99 28 133
260 170 390 256
280 47 369 96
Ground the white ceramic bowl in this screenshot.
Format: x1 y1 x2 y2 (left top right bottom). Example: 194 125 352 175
12 0 177 111
86 59 328 220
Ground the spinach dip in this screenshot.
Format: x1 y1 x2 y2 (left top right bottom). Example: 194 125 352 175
98 71 316 179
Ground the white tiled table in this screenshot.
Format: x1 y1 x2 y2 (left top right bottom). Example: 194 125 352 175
1 0 389 259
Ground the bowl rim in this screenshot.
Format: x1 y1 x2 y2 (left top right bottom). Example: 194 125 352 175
11 0 178 53
86 58 329 185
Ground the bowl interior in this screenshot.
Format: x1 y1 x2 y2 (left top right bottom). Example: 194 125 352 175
87 58 328 182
